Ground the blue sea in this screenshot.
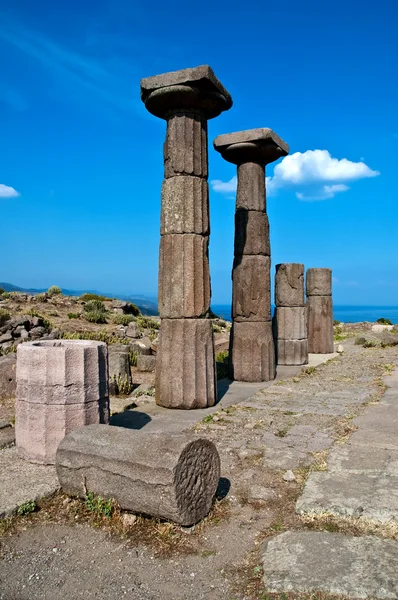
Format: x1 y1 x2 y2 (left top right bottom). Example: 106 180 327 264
211 304 398 324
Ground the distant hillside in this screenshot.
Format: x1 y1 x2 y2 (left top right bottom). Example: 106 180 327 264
0 282 158 316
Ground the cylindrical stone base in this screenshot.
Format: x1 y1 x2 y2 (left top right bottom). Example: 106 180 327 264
229 320 275 382
155 318 217 408
307 295 334 353
276 339 308 366
16 340 109 465
56 425 220 526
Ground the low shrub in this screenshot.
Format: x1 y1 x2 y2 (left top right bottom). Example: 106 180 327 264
85 310 107 324
216 350 229 380
136 316 160 330
67 312 81 319
47 285 62 297
112 314 136 326
129 349 138 366
124 302 140 316
0 287 5 295
0 308 11 326
60 331 130 345
83 300 106 313
377 317 393 325
35 293 47 302
111 374 133 396
80 293 108 302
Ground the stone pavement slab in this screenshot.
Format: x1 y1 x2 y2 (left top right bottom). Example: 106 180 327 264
0 447 58 518
262 531 398 599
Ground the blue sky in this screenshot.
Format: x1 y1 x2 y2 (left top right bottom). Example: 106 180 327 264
1 0 397 305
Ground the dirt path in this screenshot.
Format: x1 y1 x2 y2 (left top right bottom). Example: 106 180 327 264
1 340 398 599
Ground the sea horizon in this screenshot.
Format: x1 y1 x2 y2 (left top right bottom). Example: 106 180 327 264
211 304 398 324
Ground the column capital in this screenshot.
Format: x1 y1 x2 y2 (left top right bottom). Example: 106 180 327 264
213 128 289 165
140 65 232 119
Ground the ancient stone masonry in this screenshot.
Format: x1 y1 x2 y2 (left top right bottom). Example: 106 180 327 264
306 268 334 353
140 66 232 408
56 425 220 526
15 340 109 464
274 263 308 365
213 129 289 381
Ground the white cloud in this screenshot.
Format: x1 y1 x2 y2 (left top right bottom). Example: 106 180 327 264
211 149 380 201
210 176 237 194
0 184 20 198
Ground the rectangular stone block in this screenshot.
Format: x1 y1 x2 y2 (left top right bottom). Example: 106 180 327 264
236 162 266 211
276 339 308 366
136 354 156 372
161 176 209 235
164 112 207 178
234 210 270 256
158 234 210 318
275 263 305 307
307 295 334 354
306 268 332 296
229 320 275 382
273 306 307 340
232 255 271 321
155 318 217 408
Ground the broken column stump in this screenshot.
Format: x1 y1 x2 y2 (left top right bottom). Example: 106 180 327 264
306 268 334 353
16 340 109 464
56 424 221 526
274 263 308 365
213 129 289 381
140 65 232 408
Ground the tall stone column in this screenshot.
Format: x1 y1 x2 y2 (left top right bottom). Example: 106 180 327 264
274 263 308 365
213 129 289 382
306 268 334 353
140 66 232 408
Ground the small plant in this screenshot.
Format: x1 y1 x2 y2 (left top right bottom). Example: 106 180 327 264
363 339 377 348
212 323 222 333
377 317 393 325
35 293 47 302
0 287 5 295
112 314 136 326
67 312 81 319
216 350 229 380
85 310 107 324
83 300 108 324
85 492 113 518
112 374 133 395
136 316 160 330
47 285 62 297
60 330 130 345
0 308 11 326
1 291 11 299
80 293 108 302
303 366 316 375
17 500 37 516
129 349 138 366
49 311 59 317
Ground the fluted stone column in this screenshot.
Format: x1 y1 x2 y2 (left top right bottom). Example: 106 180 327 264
213 129 289 382
274 263 308 365
140 66 232 408
306 268 334 353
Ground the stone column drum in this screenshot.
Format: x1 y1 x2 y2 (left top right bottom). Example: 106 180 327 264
140 66 232 408
213 129 289 381
56 425 220 526
15 340 109 464
306 268 334 353
274 263 308 365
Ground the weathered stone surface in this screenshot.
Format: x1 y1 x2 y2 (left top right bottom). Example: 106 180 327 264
108 344 132 394
213 128 289 166
275 263 305 307
0 424 15 449
232 255 271 321
129 338 152 355
307 295 334 353
229 320 275 382
158 234 210 318
140 64 232 120
262 531 398 599
56 425 221 526
0 353 16 399
161 176 209 234
306 267 332 296
234 210 270 256
235 162 265 211
15 340 110 464
136 354 156 372
125 321 140 339
275 339 308 366
156 318 217 408
273 306 307 340
164 112 208 178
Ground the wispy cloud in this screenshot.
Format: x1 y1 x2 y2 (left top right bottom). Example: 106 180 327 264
0 184 20 198
211 149 380 201
0 18 138 113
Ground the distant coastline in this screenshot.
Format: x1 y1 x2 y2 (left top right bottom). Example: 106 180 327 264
211 304 398 324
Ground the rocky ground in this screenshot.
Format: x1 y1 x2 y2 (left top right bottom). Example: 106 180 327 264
1 329 398 599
